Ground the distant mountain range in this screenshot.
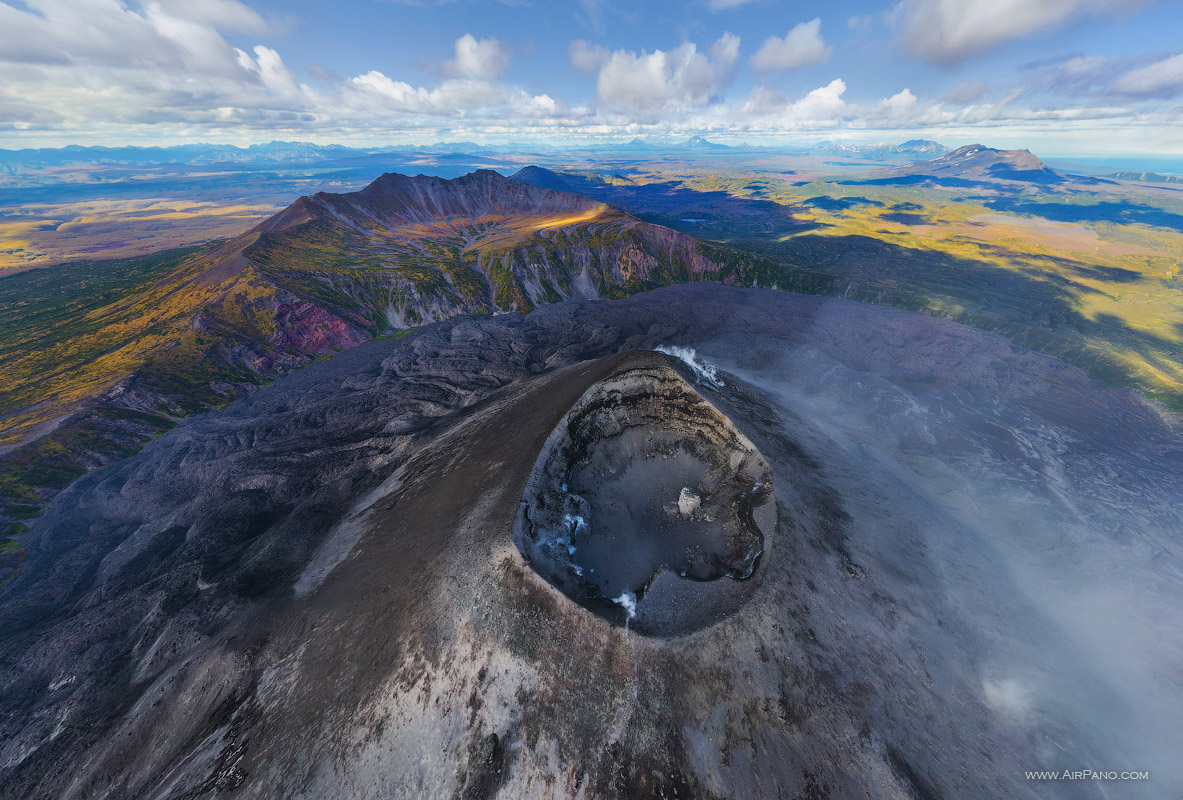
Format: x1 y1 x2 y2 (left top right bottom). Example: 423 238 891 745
813 139 951 160
1108 171 1183 184
17 138 1112 184
0 136 746 172
0 137 966 173
5 138 1177 178
0 140 532 173
0 169 775 518
0 141 367 170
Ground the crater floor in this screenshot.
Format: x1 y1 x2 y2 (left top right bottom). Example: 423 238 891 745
514 358 775 635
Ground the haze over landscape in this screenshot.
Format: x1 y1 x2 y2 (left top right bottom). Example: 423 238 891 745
1 1 1183 799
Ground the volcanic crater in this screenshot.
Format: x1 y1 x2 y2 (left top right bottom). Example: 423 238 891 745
514 355 776 636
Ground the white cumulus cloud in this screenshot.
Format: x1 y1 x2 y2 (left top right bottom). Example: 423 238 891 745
348 73 479 116
569 39 610 75
876 87 918 119
1111 53 1183 97
236 46 303 97
749 19 831 73
0 0 322 130
1 0 1178 150
738 78 849 124
444 34 510 80
593 34 741 112
787 77 848 122
0 0 573 137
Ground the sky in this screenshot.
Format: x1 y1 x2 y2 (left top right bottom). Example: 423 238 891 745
0 0 1182 153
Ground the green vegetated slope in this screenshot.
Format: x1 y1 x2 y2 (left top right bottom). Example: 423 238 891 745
0 169 776 540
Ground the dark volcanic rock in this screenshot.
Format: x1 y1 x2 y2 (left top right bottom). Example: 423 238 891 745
513 357 775 636
0 285 1181 799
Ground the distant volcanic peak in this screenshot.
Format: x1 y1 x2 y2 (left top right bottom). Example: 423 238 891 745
684 135 727 149
937 144 1047 171
510 165 567 182
897 139 952 155
508 165 573 192
878 142 1068 185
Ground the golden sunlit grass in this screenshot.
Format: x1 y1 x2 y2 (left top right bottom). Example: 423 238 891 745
457 206 615 252
601 165 1183 409
0 199 636 451
0 198 278 271
0 250 277 448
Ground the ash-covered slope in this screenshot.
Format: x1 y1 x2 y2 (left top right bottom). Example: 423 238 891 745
1 284 1181 799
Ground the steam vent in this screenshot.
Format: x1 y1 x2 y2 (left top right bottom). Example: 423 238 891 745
514 355 776 636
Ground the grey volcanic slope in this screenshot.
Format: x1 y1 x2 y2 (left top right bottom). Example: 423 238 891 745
1 285 1182 798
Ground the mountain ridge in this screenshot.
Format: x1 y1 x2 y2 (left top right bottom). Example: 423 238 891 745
0 169 776 523
814 139 951 160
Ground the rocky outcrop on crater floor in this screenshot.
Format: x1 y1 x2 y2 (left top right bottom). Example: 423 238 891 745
515 360 775 636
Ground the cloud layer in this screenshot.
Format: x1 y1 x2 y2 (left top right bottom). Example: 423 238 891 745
0 0 1179 150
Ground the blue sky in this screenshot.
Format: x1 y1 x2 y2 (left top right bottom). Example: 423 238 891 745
1 0 1182 153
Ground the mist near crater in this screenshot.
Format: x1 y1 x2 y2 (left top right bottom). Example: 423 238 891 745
693 325 1183 795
